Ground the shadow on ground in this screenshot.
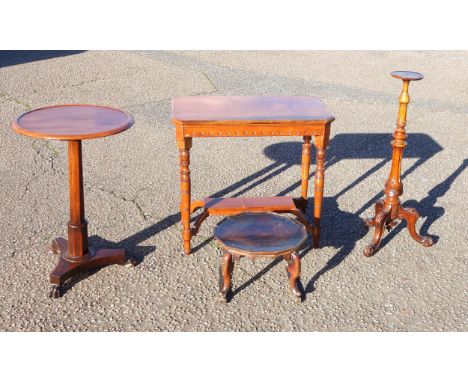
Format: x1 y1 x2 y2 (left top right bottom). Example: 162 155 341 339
0 51 85 68
55 132 465 299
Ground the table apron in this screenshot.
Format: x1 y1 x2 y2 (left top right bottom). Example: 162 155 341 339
181 124 327 138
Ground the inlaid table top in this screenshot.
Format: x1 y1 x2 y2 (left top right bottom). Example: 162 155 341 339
12 104 134 140
172 95 335 124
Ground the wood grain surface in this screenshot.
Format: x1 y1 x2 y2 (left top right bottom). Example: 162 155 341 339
12 104 133 140
172 96 335 123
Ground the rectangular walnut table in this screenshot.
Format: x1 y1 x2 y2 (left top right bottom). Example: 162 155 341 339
171 96 335 255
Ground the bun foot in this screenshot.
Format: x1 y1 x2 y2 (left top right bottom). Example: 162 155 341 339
49 284 62 298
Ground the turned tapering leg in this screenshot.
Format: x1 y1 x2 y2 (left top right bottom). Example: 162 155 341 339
398 206 433 247
299 136 312 212
313 146 326 248
219 252 234 302
179 138 192 255
284 252 302 301
67 140 89 259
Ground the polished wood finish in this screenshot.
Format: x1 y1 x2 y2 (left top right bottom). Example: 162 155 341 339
284 252 301 299
67 140 88 259
364 71 434 257
190 197 312 239
49 238 128 297
172 96 335 123
204 196 297 215
12 104 133 140
12 105 135 297
214 212 308 257
214 213 307 301
172 96 334 254
391 71 424 81
219 252 234 299
300 136 312 209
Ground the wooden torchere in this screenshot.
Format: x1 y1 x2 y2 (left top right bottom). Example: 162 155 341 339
364 71 434 257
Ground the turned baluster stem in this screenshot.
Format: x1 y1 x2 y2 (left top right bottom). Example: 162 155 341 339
384 79 411 219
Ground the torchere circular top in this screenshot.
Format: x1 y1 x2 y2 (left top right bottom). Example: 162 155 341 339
214 212 308 257
12 104 134 140
391 71 424 81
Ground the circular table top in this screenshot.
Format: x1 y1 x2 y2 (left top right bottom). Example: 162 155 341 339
391 71 424 81
12 105 134 140
214 212 308 257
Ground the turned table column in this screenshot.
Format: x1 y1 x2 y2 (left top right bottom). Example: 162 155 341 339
12 105 136 297
67 140 88 259
364 71 434 257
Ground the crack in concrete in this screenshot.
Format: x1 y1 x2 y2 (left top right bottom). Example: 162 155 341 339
94 186 150 221
200 72 218 93
20 140 63 199
21 140 63 199
0 91 33 110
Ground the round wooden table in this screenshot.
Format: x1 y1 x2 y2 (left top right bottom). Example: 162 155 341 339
12 105 135 297
214 212 308 302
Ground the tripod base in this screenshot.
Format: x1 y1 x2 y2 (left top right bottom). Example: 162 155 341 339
363 200 433 257
48 237 136 297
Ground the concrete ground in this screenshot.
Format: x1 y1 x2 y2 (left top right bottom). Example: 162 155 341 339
0 51 466 331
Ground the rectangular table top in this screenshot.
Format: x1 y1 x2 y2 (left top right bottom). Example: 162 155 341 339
171 96 335 124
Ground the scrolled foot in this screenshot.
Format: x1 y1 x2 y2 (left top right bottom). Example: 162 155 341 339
288 278 302 302
218 252 234 303
286 253 302 302
398 206 435 248
49 284 62 298
363 207 390 257
421 236 434 247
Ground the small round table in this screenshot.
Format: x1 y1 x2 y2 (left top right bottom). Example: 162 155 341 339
214 212 308 302
12 105 135 298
